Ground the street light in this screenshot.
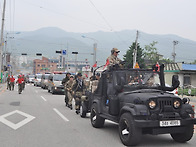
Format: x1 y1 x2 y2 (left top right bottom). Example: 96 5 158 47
72 52 78 73
82 35 97 66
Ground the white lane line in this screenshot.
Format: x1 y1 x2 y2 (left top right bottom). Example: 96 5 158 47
41 96 47 101
53 108 69 122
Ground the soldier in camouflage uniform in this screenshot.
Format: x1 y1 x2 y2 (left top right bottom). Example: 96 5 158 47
107 48 122 68
62 73 71 106
65 75 74 110
72 73 86 114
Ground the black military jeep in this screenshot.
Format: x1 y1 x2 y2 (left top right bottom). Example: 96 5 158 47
90 64 196 146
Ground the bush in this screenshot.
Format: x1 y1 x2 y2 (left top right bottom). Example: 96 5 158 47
178 88 196 96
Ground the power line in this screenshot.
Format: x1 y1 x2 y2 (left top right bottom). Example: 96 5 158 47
88 0 130 48
19 0 110 31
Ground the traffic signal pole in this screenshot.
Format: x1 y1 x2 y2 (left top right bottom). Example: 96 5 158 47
0 0 6 82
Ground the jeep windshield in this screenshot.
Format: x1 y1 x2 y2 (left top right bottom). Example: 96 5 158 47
116 70 161 90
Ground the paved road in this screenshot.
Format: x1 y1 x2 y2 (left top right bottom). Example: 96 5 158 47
0 84 196 147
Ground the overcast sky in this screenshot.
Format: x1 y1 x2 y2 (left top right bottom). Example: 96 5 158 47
2 0 196 41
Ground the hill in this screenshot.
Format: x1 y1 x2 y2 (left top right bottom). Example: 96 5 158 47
9 27 196 65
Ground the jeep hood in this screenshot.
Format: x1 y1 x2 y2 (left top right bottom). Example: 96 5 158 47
119 89 178 103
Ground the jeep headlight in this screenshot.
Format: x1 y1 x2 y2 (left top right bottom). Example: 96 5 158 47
149 100 156 109
54 87 57 90
174 100 181 108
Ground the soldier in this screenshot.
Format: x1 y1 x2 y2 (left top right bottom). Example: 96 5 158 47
10 75 15 90
17 75 24 94
72 73 86 114
22 75 26 90
65 75 74 110
62 73 71 106
106 48 122 68
7 75 11 90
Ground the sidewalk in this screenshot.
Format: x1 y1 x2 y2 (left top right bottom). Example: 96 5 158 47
179 95 196 99
0 83 6 92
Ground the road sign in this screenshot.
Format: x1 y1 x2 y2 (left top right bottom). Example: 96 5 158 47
62 50 66 55
134 62 140 69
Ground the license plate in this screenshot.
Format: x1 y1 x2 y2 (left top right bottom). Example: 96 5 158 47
160 120 181 127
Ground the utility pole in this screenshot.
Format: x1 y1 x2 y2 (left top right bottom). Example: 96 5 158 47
66 43 69 72
93 42 97 65
172 40 178 63
0 0 6 82
133 30 139 68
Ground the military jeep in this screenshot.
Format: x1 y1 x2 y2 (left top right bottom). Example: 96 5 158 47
90 64 196 146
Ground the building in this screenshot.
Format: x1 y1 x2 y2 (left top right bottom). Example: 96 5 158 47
164 63 196 87
33 57 58 74
33 56 90 74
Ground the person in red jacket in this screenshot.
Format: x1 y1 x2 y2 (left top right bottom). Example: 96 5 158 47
17 75 24 94
10 75 15 90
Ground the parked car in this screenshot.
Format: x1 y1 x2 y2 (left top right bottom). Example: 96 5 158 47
34 74 42 87
41 73 50 89
48 72 66 94
89 64 196 146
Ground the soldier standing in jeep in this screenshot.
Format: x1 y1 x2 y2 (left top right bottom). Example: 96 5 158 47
106 48 122 67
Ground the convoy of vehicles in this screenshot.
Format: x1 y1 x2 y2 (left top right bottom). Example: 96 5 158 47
19 64 195 146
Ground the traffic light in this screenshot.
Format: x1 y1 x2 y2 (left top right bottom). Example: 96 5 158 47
3 66 7 71
56 51 61 54
36 53 42 56
72 52 78 54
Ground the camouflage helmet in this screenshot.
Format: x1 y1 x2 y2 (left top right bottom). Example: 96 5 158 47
111 48 120 54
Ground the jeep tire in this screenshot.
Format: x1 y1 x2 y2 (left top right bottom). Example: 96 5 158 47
90 103 105 128
119 113 141 146
171 124 194 143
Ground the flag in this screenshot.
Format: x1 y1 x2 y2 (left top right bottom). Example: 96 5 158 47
103 59 110 69
92 62 97 68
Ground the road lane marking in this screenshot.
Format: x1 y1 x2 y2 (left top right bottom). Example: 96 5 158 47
53 108 69 122
41 96 47 101
35 90 38 93
0 110 35 130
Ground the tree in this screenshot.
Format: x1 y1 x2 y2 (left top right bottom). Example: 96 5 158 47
161 58 173 64
192 60 196 64
144 41 160 65
123 42 145 68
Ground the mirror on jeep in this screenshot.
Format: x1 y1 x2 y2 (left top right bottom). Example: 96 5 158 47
172 75 180 89
162 75 180 91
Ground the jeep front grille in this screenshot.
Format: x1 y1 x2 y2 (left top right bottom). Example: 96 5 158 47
158 99 172 109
